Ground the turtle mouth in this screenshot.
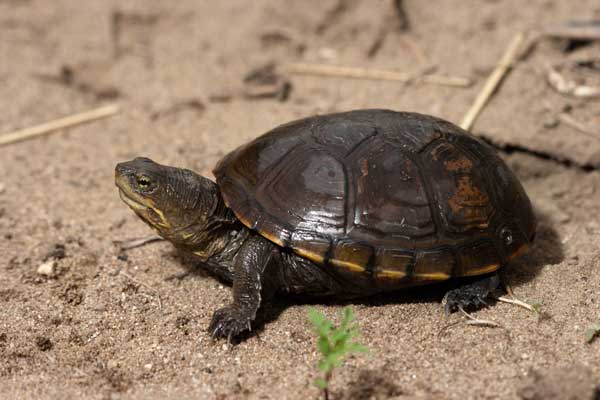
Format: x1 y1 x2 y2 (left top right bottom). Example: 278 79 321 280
115 176 171 230
118 187 149 211
115 173 151 210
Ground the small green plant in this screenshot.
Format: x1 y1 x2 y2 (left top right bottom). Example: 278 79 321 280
308 306 368 400
585 323 600 344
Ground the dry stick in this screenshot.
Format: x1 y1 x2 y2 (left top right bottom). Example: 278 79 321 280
460 32 526 131
459 307 502 328
285 63 472 88
497 284 539 313
114 235 164 251
0 104 120 147
120 271 163 311
558 113 600 140
543 21 600 41
496 296 538 313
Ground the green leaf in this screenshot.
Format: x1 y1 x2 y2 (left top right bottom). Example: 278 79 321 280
331 328 349 345
318 359 332 372
348 343 369 353
321 320 333 334
308 306 369 386
315 377 328 389
342 306 355 324
308 308 325 328
585 324 600 343
326 353 343 368
317 337 331 355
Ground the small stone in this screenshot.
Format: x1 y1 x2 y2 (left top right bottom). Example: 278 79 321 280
107 359 118 369
35 336 53 351
143 363 153 370
94 303 107 312
542 116 559 129
37 260 56 276
317 47 337 60
110 393 121 400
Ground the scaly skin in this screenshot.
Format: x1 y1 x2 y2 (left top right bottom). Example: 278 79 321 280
115 157 346 340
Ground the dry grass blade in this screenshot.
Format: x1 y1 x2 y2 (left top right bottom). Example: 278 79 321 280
497 296 538 312
0 104 120 147
459 307 501 328
543 20 600 41
285 63 472 87
114 235 164 251
460 32 525 131
558 114 600 140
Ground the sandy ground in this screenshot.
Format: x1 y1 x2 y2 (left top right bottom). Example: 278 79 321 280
1 1 600 399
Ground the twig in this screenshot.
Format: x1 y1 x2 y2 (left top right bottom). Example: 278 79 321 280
460 32 526 131
114 235 164 251
0 104 120 147
558 113 600 140
120 271 163 311
459 307 501 328
437 319 463 336
498 284 542 314
393 0 410 31
542 20 600 41
285 63 471 87
315 0 352 35
367 0 410 58
496 296 538 312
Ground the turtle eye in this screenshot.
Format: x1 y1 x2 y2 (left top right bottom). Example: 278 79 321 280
136 176 151 188
500 228 513 245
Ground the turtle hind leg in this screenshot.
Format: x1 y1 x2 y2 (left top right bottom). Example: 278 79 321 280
442 273 501 314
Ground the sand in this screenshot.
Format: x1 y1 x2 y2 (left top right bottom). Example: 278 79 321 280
1 1 600 399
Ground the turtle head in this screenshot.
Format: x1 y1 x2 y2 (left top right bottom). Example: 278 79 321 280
115 157 218 241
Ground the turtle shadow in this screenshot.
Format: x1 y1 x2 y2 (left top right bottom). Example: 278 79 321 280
499 210 564 289
339 368 404 400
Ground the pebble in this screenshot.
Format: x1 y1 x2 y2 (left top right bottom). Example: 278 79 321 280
144 363 153 370
542 116 559 129
107 359 118 369
37 260 56 276
94 303 107 312
317 47 337 60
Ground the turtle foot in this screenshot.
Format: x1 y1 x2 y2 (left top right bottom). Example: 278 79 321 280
443 274 501 314
208 305 252 341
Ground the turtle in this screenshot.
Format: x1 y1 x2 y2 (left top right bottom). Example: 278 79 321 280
115 109 536 340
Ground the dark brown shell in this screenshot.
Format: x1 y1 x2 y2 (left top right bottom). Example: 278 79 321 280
214 110 536 285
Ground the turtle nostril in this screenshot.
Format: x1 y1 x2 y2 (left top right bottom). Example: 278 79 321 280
500 228 514 245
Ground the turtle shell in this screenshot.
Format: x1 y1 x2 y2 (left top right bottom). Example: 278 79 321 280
214 110 536 286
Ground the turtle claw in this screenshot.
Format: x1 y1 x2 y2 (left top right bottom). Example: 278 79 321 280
208 306 252 341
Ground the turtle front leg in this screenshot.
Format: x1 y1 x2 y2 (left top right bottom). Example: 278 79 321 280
442 273 500 314
208 235 275 341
